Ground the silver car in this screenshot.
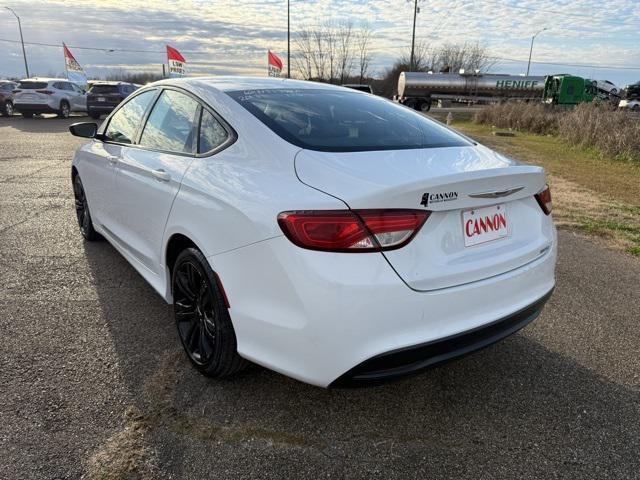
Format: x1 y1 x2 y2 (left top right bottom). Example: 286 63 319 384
13 78 86 118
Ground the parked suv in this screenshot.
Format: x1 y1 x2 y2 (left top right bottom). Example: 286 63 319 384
13 78 87 118
86 82 138 119
0 80 17 116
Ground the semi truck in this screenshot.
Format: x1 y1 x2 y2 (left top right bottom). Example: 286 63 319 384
397 72 545 111
542 74 599 105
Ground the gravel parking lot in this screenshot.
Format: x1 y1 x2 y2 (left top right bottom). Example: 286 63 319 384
1 115 639 479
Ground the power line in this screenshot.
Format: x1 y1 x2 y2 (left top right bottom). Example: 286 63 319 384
2 36 639 72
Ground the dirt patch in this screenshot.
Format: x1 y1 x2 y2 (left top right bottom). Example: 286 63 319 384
85 406 165 480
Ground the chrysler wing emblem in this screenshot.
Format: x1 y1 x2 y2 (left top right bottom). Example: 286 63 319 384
468 186 524 199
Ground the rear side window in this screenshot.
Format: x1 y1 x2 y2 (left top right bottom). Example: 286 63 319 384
139 89 199 154
90 85 119 94
227 89 472 152
105 90 156 144
18 81 47 89
198 109 229 153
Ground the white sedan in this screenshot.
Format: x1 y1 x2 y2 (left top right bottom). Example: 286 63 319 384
69 77 557 387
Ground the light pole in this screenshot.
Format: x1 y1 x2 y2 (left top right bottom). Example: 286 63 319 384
287 0 290 78
409 0 418 71
4 6 29 78
526 27 547 76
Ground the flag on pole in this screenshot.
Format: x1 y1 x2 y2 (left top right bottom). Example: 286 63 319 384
63 43 87 87
167 45 186 77
267 50 283 77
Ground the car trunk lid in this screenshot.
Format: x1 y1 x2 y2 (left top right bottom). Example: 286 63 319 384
295 145 554 291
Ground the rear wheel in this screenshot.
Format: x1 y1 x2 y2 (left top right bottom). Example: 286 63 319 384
73 175 101 241
172 248 248 378
2 101 13 117
89 111 101 120
632 104 640 112
58 101 70 118
419 101 431 112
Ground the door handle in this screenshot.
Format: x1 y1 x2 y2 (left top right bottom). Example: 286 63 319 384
152 169 171 182
107 155 119 164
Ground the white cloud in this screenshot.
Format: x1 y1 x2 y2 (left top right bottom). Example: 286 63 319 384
0 0 638 85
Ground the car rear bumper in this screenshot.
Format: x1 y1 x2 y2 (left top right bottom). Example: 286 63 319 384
87 104 118 112
331 288 552 387
14 103 57 113
211 228 557 388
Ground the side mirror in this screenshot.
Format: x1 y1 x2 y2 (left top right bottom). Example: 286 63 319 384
69 122 98 139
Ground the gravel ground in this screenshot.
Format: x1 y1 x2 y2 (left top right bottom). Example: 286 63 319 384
1 115 639 479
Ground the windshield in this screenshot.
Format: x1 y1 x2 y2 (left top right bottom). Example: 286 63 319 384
227 88 472 152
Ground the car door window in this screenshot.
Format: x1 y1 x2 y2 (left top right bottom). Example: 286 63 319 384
198 109 229 153
139 89 199 154
104 90 156 144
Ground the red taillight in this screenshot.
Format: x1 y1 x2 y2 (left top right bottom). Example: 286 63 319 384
535 184 552 215
277 209 430 252
36 89 54 95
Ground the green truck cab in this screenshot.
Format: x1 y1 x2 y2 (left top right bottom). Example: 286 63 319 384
543 74 597 105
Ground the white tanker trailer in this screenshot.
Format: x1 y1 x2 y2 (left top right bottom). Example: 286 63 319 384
397 72 546 111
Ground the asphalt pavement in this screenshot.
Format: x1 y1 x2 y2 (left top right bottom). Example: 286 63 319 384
1 115 639 479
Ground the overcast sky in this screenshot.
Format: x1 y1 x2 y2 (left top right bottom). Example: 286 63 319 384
1 0 639 87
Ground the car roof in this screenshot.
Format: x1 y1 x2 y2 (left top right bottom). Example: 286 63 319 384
151 76 347 93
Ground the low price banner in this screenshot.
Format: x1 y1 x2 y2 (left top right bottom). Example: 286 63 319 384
63 43 87 87
267 50 283 77
167 45 186 77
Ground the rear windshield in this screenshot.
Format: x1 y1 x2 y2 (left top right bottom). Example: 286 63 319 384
18 81 48 89
227 88 472 152
90 85 120 94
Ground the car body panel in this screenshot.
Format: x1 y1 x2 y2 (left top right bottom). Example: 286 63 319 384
13 78 87 114
71 76 557 387
210 232 556 387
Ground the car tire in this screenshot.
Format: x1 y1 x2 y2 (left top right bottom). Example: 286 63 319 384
632 105 640 112
2 101 13 117
58 101 70 118
89 111 101 120
419 101 431 112
172 248 249 378
72 175 101 241
21 112 33 118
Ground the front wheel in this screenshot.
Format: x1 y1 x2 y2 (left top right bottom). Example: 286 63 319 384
172 248 248 378
58 101 70 118
73 175 101 241
2 101 13 117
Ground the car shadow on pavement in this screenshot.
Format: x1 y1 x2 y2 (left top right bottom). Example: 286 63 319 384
81 238 640 478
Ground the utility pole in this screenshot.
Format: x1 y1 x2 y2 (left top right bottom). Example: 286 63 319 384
4 7 29 78
287 0 290 78
526 27 547 76
409 0 418 71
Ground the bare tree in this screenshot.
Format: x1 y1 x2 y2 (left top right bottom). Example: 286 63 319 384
336 20 354 84
293 28 313 79
433 42 495 73
355 23 372 83
292 21 370 84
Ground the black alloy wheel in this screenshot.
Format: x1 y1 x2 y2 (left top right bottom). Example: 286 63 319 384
3 101 13 117
73 175 100 241
172 248 248 377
